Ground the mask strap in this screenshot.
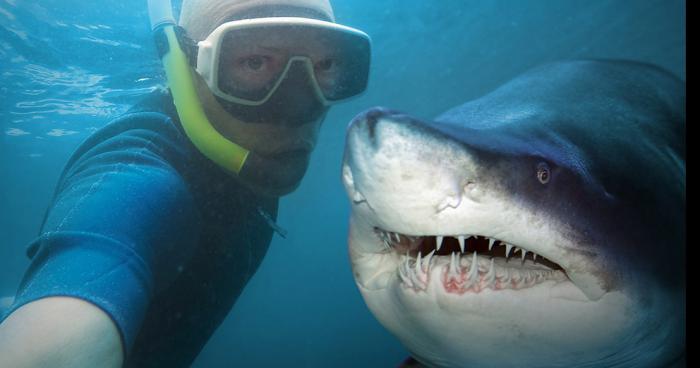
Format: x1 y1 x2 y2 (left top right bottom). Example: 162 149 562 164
175 26 198 68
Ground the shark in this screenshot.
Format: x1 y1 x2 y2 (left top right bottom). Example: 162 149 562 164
341 60 685 367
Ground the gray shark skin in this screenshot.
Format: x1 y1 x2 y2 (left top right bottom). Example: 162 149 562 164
342 60 685 368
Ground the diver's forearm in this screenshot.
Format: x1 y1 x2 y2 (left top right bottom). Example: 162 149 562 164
0 296 123 368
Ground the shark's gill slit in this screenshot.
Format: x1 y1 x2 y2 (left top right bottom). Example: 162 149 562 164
375 227 568 293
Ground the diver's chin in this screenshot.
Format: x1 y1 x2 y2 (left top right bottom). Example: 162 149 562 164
237 149 311 198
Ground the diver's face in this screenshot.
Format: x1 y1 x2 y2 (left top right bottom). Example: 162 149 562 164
193 65 328 197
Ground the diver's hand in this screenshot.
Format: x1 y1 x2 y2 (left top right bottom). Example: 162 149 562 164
0 296 123 368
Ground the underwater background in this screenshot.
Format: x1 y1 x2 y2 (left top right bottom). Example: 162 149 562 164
0 0 684 367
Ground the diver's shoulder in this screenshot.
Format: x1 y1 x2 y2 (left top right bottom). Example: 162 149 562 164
124 87 176 115
92 89 183 143
74 109 185 160
57 92 190 179
103 110 179 137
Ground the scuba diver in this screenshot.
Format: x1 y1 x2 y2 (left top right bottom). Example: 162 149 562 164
0 0 370 366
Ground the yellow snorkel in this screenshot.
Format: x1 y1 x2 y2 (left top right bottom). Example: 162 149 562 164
147 0 249 174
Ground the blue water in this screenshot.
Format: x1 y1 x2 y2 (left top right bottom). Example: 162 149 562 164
0 0 685 367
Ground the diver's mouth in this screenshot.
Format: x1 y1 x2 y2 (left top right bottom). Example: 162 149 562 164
259 147 311 159
375 228 568 294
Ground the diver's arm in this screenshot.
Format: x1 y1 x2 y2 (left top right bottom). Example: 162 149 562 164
0 296 123 368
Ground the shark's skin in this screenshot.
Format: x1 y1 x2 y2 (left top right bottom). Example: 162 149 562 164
342 60 685 368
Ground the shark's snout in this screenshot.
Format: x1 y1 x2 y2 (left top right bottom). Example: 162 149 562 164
344 108 479 229
347 107 409 148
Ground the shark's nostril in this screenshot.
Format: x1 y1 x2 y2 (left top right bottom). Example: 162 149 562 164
365 109 383 141
363 107 399 140
353 107 406 144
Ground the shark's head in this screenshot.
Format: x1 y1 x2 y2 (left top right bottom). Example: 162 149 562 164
342 61 685 367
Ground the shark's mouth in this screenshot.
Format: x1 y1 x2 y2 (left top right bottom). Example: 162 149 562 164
375 228 568 294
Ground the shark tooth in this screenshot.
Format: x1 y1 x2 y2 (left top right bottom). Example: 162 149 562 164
505 243 513 259
398 262 413 287
529 271 537 284
521 249 528 262
467 251 479 283
436 236 444 251
415 251 423 276
400 253 414 287
485 258 496 288
488 238 495 251
422 249 436 273
410 259 426 289
457 235 466 253
448 252 460 278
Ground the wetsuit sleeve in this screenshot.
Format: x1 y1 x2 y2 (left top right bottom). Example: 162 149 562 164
2 112 200 357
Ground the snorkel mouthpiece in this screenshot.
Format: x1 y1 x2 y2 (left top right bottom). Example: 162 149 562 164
148 0 251 175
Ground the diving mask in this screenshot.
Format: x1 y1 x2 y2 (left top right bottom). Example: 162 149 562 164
195 17 371 107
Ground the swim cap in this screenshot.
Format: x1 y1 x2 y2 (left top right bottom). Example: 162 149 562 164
179 0 335 41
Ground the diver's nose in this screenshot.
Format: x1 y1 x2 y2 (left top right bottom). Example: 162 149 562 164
273 61 327 126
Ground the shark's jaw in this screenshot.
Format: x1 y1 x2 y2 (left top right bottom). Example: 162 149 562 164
371 229 568 294
342 109 684 368
345 211 643 368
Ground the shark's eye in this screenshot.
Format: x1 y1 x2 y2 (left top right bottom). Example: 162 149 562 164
537 162 550 184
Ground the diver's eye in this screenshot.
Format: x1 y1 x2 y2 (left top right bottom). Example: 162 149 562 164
537 162 550 184
245 56 265 71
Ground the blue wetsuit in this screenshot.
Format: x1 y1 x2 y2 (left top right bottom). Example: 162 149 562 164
1 92 278 367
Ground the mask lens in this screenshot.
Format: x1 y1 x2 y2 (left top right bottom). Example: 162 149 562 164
218 29 288 101
310 29 369 101
214 21 370 104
